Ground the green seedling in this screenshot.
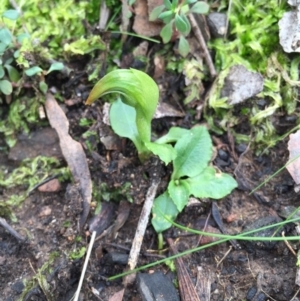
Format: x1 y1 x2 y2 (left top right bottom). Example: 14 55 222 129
18 251 59 301
149 0 209 56
151 126 237 248
86 68 175 163
0 9 24 96
86 68 237 238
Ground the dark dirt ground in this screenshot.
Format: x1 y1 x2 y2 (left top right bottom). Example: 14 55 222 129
1 102 300 301
1 20 300 301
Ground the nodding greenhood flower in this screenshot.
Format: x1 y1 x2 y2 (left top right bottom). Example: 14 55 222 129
86 68 159 146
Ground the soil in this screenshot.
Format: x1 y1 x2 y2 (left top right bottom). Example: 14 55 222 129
1 16 300 301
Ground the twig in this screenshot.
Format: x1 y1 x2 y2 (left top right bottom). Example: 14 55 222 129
168 238 201 301
73 231 97 301
123 178 160 286
195 266 211 301
216 246 232 267
188 13 217 78
282 231 297 256
0 217 26 241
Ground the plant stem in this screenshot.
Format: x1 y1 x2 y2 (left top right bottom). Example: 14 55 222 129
157 232 164 250
188 13 217 78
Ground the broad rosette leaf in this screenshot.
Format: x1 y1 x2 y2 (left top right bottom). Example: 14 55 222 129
172 126 213 179
186 167 238 199
152 191 179 233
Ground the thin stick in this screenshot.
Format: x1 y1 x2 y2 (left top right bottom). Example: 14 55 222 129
0 217 25 241
188 13 217 78
123 179 160 285
168 238 200 301
216 246 232 267
73 231 97 301
282 231 297 256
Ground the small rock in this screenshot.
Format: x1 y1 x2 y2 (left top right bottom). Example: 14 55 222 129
104 252 129 265
255 292 266 301
256 99 267 109
38 206 52 217
38 179 61 192
207 13 227 38
279 11 300 53
246 286 257 300
137 271 179 301
236 143 247 153
221 65 264 105
218 149 229 161
11 281 25 294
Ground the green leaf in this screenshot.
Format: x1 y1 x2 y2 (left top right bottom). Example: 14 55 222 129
110 98 144 153
86 68 159 146
163 0 173 10
0 66 4 79
181 4 190 14
171 0 179 10
181 14 191 35
0 28 12 45
14 50 20 58
39 81 48 95
178 35 190 57
184 0 197 4
159 10 174 22
145 142 177 165
172 126 212 180
0 80 12 95
47 62 64 74
168 179 190 211
64 36 105 55
152 191 179 233
190 2 209 14
2 9 19 20
149 5 165 21
25 66 43 76
186 167 238 199
155 127 189 144
161 22 173 43
175 14 188 34
0 42 7 54
4 65 20 82
4 58 13 65
16 33 30 44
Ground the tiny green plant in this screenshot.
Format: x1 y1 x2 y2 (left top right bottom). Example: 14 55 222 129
0 9 23 96
149 0 209 56
86 69 237 239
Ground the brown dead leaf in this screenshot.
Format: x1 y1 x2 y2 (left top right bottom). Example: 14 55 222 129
154 102 185 119
45 93 92 228
147 0 163 22
286 130 300 185
133 0 163 37
108 288 125 301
